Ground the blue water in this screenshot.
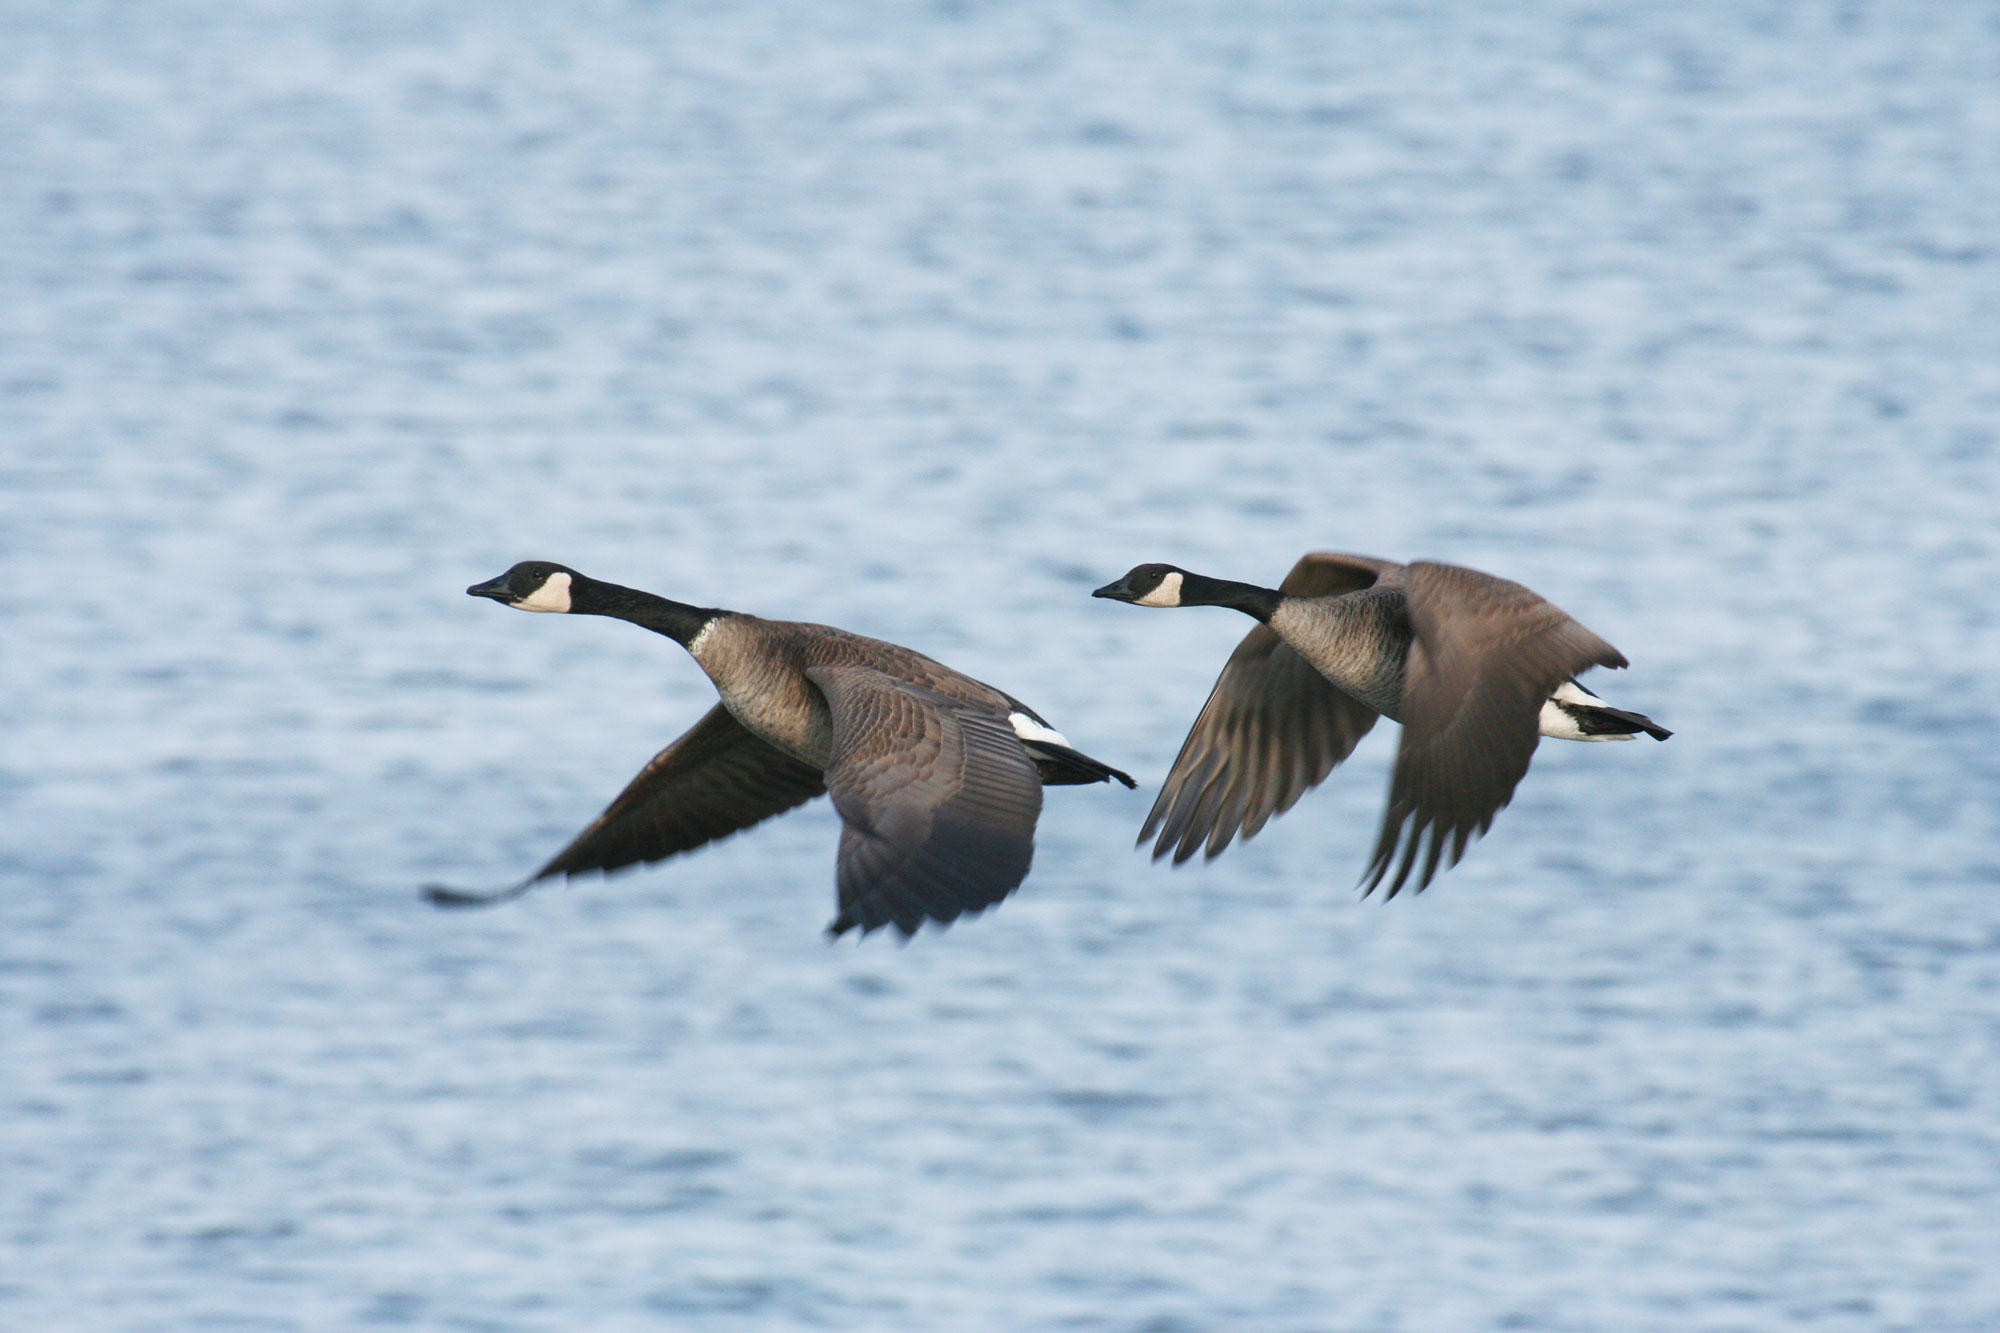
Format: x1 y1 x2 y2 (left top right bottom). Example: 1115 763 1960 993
5 3 1999 1329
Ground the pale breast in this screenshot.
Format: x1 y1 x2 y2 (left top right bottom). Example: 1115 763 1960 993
688 617 835 767
1270 589 1410 720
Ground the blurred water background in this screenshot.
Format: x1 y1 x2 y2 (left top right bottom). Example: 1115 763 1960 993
5 2 2000 1329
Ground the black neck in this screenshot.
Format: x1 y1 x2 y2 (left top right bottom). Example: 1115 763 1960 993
568 575 719 647
1181 571 1284 622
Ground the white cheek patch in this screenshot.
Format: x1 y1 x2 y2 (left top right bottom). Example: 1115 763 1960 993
516 571 573 613
1008 712 1072 748
1133 570 1183 607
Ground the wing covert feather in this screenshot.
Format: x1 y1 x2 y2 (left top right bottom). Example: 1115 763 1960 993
1360 561 1626 898
806 665 1043 938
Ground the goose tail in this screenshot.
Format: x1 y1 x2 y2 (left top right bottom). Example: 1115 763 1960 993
1539 679 1672 742
1027 739 1138 788
1004 706 1138 787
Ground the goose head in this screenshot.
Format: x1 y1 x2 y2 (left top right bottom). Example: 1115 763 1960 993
1092 563 1188 607
468 561 581 613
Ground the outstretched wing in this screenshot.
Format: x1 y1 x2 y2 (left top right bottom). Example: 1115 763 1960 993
532 703 828 879
1140 552 1399 863
425 704 825 907
806 665 1043 938
1361 561 1627 899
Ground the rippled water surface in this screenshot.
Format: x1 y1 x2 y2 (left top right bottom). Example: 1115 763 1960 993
6 3 2000 1330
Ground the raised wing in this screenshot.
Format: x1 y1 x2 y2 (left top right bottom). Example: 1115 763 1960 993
425 704 825 907
807 665 1043 938
1360 561 1627 898
1140 552 1399 863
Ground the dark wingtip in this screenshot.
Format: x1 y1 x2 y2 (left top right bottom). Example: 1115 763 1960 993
422 880 533 910
1108 767 1138 789
423 884 491 909
826 916 926 943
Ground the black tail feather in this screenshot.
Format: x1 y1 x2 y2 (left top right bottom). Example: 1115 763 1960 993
1027 741 1137 788
1593 706 1673 741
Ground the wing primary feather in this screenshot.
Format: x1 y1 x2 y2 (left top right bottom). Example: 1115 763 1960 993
424 704 824 909
421 877 537 909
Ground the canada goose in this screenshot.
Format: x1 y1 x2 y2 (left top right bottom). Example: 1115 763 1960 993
1092 553 1669 898
424 562 1135 937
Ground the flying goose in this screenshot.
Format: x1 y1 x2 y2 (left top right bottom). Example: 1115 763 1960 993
425 562 1135 937
1092 554 1668 898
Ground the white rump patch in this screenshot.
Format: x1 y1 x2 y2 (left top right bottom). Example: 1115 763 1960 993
1134 570 1184 607
516 570 573 613
1009 711 1072 748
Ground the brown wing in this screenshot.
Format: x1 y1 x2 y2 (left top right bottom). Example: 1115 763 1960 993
533 704 827 879
1140 552 1401 863
1360 562 1627 898
807 665 1044 939
424 704 826 907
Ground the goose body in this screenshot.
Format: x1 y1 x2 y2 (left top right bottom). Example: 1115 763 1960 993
1093 553 1668 898
427 562 1134 938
